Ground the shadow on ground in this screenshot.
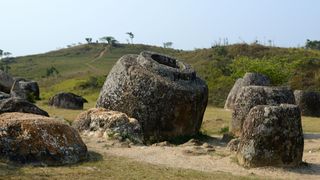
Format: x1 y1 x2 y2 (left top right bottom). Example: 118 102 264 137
304 133 320 139
284 162 320 176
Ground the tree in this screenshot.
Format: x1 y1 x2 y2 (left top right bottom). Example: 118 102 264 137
3 52 11 58
126 32 134 44
99 37 107 43
85 38 92 44
46 66 59 77
305 39 320 50
110 39 119 46
163 42 173 48
100 36 118 46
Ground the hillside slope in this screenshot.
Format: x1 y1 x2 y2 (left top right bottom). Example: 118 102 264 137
3 43 320 107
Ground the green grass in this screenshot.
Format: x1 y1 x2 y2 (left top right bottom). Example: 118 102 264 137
36 101 96 123
10 44 179 82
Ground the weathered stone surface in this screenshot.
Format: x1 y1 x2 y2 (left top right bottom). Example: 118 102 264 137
73 108 143 144
0 98 49 116
0 92 10 100
231 86 295 136
0 112 88 165
0 70 14 93
242 72 270 86
227 138 240 152
294 90 320 117
96 51 208 141
224 73 270 110
10 78 40 101
237 104 303 168
224 79 244 110
49 92 88 110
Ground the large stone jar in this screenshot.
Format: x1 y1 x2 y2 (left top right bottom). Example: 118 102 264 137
231 86 295 136
237 104 303 168
97 51 208 141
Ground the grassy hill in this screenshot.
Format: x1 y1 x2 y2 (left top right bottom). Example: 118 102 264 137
3 43 320 107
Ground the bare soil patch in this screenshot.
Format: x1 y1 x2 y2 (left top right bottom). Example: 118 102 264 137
82 134 320 179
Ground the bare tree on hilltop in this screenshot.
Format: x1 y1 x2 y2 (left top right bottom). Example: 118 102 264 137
100 36 118 47
85 38 92 44
126 32 134 44
163 42 173 48
3 52 11 58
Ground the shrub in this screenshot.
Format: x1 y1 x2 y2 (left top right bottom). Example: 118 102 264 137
219 126 229 134
75 76 105 90
230 56 292 85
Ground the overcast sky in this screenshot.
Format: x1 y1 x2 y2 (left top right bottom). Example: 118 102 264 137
1 0 319 56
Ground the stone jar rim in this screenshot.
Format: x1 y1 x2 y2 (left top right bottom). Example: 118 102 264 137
137 51 196 81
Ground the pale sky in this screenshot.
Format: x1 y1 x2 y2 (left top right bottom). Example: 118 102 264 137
1 0 319 56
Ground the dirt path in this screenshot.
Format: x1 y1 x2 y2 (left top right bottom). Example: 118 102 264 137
84 47 108 74
91 47 108 63
83 134 320 179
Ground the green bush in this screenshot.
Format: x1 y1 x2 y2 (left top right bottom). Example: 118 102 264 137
289 59 320 91
219 126 229 134
75 76 105 90
230 56 293 85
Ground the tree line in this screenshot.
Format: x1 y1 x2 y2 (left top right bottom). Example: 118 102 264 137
82 32 173 49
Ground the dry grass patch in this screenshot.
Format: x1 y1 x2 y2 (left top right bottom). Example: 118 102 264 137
201 107 232 135
0 152 255 180
302 116 320 133
201 107 320 135
36 101 95 123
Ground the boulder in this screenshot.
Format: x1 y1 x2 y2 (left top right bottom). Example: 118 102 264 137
0 112 88 165
231 86 295 136
242 72 270 86
224 79 244 110
48 92 88 110
96 51 208 141
10 78 40 101
0 97 49 116
294 90 320 117
237 104 303 168
0 92 10 100
73 108 143 144
224 73 270 110
0 70 14 93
